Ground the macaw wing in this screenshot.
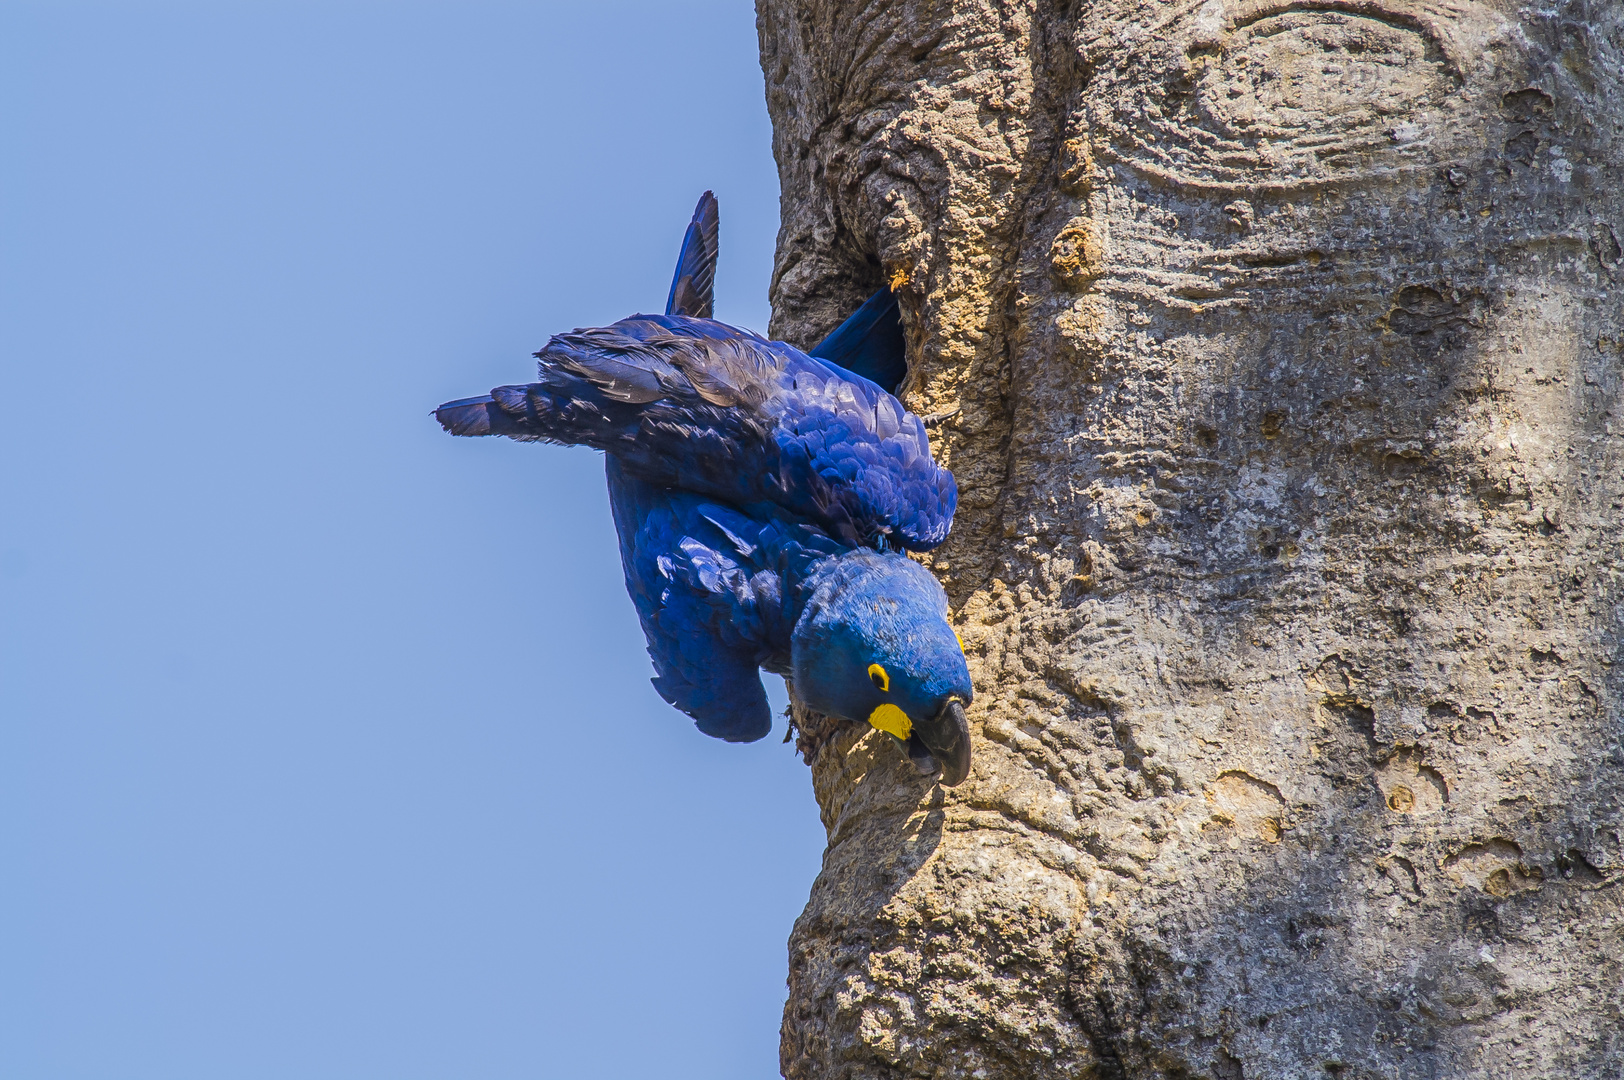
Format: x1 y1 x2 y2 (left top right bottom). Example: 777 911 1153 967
665 191 719 320
809 287 907 395
437 315 956 550
605 459 784 742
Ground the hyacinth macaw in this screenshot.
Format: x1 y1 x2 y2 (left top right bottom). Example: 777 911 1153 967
435 193 973 784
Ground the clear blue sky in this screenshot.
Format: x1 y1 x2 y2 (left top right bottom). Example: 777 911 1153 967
0 3 828 1077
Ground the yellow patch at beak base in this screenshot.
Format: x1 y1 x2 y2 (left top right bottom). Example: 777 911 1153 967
868 703 913 740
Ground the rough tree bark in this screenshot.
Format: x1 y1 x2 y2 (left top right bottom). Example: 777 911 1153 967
756 1 1624 1076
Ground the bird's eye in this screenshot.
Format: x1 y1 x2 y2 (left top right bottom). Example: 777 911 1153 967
867 664 890 692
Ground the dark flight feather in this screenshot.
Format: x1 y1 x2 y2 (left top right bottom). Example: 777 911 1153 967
665 192 719 320
810 287 908 394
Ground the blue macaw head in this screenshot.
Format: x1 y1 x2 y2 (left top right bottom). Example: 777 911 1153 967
792 549 974 784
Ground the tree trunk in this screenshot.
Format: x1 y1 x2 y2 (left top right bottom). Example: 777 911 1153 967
757 0 1624 1076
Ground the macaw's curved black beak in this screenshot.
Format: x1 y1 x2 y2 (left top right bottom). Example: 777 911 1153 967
904 698 972 787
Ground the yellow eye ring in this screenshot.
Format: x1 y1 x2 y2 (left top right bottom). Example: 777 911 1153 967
867 663 889 692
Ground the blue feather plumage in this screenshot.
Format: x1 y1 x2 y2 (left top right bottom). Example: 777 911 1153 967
436 192 973 782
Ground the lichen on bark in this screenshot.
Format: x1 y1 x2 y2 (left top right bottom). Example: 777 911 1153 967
758 0 1624 1076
